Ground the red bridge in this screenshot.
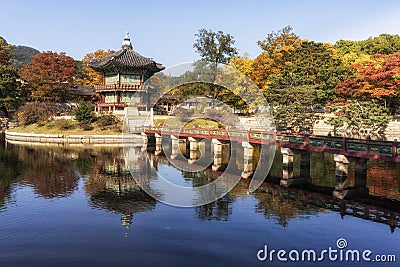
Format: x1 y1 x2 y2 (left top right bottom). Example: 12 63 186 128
132 126 400 162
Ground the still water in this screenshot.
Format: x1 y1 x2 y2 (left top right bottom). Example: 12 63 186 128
0 140 399 267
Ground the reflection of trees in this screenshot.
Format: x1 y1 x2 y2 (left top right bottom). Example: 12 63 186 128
254 188 320 227
0 141 22 210
13 146 79 198
368 160 400 201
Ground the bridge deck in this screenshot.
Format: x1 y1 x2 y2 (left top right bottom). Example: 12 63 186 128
132 126 400 162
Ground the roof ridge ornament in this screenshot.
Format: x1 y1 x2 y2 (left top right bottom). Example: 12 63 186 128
122 31 133 50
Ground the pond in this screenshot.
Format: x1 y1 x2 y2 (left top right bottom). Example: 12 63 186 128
0 139 399 266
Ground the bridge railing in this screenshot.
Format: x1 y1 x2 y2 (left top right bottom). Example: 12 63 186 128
132 126 399 159
278 133 399 158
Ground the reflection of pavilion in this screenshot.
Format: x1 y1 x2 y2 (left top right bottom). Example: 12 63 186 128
85 155 156 230
90 186 156 229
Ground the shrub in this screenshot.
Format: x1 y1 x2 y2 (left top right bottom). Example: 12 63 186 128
74 101 95 123
45 121 56 129
55 119 75 130
16 102 61 126
95 114 119 130
78 121 92 131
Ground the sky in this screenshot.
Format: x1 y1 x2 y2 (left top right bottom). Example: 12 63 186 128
1 0 400 67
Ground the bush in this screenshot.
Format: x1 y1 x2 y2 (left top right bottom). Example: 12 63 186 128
16 102 61 126
45 121 55 129
55 119 75 130
78 121 92 131
95 114 119 130
74 101 95 123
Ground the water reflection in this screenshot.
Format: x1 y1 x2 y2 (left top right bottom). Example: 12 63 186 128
0 141 399 232
254 189 321 228
84 153 156 229
13 146 79 198
0 142 22 210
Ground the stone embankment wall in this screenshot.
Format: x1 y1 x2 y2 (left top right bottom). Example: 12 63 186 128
5 131 143 147
313 120 400 141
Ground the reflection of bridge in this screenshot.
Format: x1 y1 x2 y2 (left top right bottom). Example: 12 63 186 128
149 152 400 232
131 126 400 200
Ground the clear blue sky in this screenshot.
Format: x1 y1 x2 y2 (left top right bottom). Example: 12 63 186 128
1 0 399 67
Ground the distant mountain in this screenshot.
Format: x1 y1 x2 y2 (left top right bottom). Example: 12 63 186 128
10 45 40 70
0 36 40 70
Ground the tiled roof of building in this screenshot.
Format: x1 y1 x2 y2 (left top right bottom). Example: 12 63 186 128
88 32 164 73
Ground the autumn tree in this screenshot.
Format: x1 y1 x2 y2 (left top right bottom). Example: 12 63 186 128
19 51 78 101
336 52 400 113
0 38 23 116
252 26 303 92
77 49 113 87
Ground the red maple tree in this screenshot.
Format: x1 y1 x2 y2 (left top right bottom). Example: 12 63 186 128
19 51 78 101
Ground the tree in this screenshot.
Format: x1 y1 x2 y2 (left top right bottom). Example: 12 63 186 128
194 28 238 98
0 38 23 116
0 37 12 65
336 52 400 113
272 41 349 104
77 49 113 87
252 26 303 92
194 28 238 67
19 51 78 101
0 65 21 116
335 34 400 56
268 85 319 133
327 100 390 137
74 100 95 123
257 25 302 59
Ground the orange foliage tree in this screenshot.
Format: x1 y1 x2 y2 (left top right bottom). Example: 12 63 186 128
19 51 78 101
253 26 303 92
77 49 114 87
337 52 400 112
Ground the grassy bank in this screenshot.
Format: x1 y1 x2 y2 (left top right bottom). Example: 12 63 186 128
9 121 123 135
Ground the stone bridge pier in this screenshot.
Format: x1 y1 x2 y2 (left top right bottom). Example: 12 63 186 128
188 137 201 164
241 142 255 179
212 139 230 171
154 133 163 155
333 155 369 199
280 148 311 187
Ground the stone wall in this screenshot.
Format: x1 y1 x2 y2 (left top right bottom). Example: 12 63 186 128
313 119 400 141
5 131 143 147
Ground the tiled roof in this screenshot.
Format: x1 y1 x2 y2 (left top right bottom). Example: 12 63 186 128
89 48 164 73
